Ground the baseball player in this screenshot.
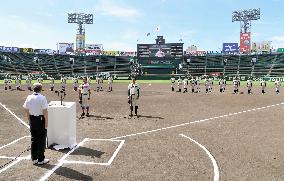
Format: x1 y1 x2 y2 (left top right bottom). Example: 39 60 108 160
37 77 43 84
233 77 240 94
260 80 266 94
205 78 210 93
72 77 78 91
108 75 113 92
4 78 8 90
233 79 238 94
190 77 195 93
237 78 241 90
61 76 66 91
15 76 21 90
26 76 32 91
223 78 227 92
49 77 55 91
100 76 104 91
183 77 188 93
247 79 253 94
96 75 100 92
219 78 226 93
209 78 213 92
195 77 200 93
170 76 175 92
177 77 182 92
128 77 140 116
87 76 92 85
275 80 281 94
8 79 12 89
79 77 91 117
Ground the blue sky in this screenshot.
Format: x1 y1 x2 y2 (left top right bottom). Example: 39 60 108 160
0 0 283 51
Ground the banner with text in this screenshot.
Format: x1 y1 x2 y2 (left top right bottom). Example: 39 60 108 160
103 51 119 56
1 47 20 52
20 48 34 53
76 34 85 51
85 44 103 54
222 43 239 53
34 49 54 54
252 41 271 52
240 33 251 53
59 43 74 54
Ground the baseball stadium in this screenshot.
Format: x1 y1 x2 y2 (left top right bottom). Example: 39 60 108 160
1 1 284 181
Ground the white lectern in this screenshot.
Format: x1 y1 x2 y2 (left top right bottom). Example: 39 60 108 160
47 101 77 150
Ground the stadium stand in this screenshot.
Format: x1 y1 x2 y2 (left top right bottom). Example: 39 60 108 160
0 52 131 77
1 52 284 78
269 53 284 76
184 53 284 77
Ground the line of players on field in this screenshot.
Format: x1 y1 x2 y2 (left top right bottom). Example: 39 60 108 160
3 75 114 92
170 76 281 94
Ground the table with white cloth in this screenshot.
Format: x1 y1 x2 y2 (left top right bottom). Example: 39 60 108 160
47 101 77 150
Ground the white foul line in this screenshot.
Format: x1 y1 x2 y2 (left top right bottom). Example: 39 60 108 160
179 134 219 181
0 136 30 150
0 155 31 174
0 102 30 129
111 102 284 140
0 135 30 174
39 138 88 181
62 160 109 166
0 156 30 160
0 158 22 174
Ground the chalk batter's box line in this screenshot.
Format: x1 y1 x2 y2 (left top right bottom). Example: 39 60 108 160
0 136 30 151
63 138 125 166
39 138 125 181
0 156 30 160
0 102 30 129
0 136 31 174
0 155 31 174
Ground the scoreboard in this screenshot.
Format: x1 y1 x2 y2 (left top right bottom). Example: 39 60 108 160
137 36 183 60
137 44 183 59
137 36 184 74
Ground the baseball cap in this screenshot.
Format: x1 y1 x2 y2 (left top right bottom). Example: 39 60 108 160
33 82 42 88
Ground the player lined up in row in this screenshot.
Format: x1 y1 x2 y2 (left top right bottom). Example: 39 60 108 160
170 76 281 94
3 75 114 92
78 77 140 117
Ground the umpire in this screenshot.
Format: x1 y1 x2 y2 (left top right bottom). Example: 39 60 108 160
23 83 49 165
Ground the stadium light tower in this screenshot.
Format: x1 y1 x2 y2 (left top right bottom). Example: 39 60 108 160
68 13 93 52
232 9 260 53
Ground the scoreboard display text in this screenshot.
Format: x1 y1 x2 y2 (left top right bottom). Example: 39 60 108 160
137 43 183 60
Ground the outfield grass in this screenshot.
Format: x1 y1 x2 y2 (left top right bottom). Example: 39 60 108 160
0 79 279 87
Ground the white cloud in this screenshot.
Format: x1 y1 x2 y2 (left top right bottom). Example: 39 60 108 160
103 41 136 51
41 12 53 17
272 36 284 42
95 0 141 21
252 32 260 37
35 11 53 18
46 0 57 6
271 36 284 48
180 30 196 37
0 15 62 49
121 31 139 40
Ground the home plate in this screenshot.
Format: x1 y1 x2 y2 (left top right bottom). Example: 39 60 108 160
63 139 125 166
